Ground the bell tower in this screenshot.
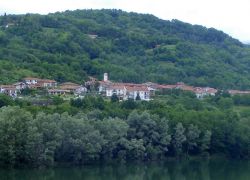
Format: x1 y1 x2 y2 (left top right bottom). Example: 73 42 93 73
104 73 108 82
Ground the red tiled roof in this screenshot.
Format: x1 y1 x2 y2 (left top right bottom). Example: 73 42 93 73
228 90 250 95
28 84 43 88
206 88 218 94
13 82 26 86
39 79 56 83
0 85 16 90
23 77 56 83
125 85 149 92
107 84 125 90
193 87 218 94
157 84 177 89
179 85 194 91
59 82 82 90
60 82 80 86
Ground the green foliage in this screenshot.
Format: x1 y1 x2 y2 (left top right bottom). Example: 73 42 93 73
52 96 64 105
0 94 14 107
0 107 33 166
172 123 186 157
121 98 137 109
30 113 63 166
218 97 234 109
0 10 250 88
111 93 119 103
70 96 105 110
185 124 201 155
0 90 250 166
233 95 250 105
58 113 104 163
200 130 212 154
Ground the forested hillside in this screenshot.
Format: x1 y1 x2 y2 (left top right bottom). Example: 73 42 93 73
1 9 250 89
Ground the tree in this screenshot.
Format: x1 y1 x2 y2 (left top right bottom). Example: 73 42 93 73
172 123 186 157
95 117 129 159
200 130 212 155
185 124 200 155
58 113 104 164
154 117 171 159
0 106 32 166
70 98 83 108
30 113 63 166
126 111 171 159
0 94 14 108
218 97 233 109
121 98 137 109
111 93 119 103
126 139 145 160
135 93 141 101
52 96 64 105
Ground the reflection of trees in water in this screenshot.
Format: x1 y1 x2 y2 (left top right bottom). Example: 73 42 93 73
1 159 249 180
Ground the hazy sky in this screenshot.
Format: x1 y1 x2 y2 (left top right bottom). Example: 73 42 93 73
1 0 249 43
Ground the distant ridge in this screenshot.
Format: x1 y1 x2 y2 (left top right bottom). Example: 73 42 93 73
0 9 250 89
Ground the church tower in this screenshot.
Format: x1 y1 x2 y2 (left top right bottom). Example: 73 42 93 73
104 73 108 82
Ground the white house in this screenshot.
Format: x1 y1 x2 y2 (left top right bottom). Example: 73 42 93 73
23 77 40 85
23 77 57 88
59 82 87 95
106 84 127 100
97 73 152 101
13 82 27 90
0 85 18 97
194 87 218 99
125 85 150 101
39 79 57 88
48 89 71 95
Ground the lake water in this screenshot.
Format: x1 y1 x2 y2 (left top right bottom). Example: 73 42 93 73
0 159 249 180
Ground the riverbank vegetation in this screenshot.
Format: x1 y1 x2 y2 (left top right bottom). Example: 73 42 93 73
0 90 249 167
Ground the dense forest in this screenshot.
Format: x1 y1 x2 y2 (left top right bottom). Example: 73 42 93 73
1 9 250 89
0 90 249 167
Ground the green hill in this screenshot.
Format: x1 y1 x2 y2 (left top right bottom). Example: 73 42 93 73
1 9 250 89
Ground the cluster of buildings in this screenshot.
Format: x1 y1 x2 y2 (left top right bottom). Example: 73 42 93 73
1 73 250 100
97 73 152 101
0 77 87 97
157 82 219 99
97 73 218 101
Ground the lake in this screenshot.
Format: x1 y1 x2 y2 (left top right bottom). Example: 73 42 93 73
0 159 249 180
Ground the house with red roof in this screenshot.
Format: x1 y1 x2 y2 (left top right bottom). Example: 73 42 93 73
125 84 150 100
193 87 218 98
59 82 87 95
106 84 127 100
23 77 57 88
0 85 18 97
104 83 151 101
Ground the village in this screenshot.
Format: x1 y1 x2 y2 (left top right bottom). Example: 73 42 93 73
0 73 250 100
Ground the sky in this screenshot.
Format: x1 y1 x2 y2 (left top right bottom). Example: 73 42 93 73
0 0 249 43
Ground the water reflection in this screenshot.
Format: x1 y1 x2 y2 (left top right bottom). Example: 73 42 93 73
0 159 249 180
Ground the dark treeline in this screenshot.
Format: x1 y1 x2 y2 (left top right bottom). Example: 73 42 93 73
0 106 214 167
0 91 250 167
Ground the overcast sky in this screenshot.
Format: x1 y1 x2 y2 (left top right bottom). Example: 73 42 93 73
1 0 249 43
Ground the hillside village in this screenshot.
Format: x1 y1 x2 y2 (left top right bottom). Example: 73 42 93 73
1 73 250 100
